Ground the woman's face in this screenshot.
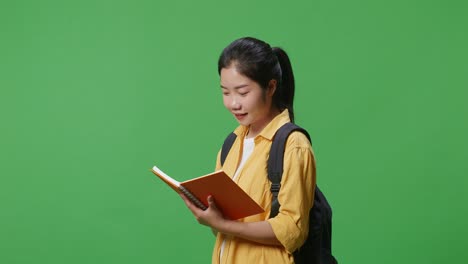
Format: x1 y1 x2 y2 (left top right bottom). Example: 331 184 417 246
220 66 276 136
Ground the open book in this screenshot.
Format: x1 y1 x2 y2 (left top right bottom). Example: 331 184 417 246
151 166 264 220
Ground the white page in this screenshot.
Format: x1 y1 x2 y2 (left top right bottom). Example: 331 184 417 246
152 166 180 187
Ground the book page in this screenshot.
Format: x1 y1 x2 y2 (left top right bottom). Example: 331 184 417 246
151 166 180 190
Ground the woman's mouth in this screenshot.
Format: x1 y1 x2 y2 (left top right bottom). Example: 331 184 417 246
234 113 247 120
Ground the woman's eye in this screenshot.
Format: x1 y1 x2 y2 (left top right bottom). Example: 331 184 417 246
240 92 249 96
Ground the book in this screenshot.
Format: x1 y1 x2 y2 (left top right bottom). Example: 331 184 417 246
150 165 264 220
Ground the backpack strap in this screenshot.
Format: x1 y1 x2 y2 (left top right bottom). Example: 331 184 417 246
268 123 311 218
220 132 237 166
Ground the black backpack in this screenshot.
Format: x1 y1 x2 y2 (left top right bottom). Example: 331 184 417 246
220 123 338 264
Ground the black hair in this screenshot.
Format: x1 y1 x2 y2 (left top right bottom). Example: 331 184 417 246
218 37 295 122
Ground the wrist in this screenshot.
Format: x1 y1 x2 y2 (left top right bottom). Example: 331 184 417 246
217 219 245 238
215 218 232 235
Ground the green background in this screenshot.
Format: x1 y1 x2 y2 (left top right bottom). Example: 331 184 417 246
1 0 467 263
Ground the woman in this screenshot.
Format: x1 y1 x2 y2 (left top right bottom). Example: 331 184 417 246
180 37 316 264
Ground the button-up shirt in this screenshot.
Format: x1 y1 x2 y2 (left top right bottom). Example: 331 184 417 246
212 109 316 264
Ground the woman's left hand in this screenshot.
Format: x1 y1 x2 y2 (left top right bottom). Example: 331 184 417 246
180 193 228 229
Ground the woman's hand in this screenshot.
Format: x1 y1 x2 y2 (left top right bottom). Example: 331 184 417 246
180 193 281 246
180 193 227 230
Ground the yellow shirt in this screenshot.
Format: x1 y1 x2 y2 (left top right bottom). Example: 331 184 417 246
213 110 316 264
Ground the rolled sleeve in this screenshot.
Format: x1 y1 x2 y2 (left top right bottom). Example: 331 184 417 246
267 134 316 253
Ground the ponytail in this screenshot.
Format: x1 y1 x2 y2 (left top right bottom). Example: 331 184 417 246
272 47 295 123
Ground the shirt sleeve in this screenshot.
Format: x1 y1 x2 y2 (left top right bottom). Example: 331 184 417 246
267 132 316 253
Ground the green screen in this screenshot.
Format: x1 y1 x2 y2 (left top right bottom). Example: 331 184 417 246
1 0 467 263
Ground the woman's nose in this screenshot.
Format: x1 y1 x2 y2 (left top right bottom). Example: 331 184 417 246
231 98 241 110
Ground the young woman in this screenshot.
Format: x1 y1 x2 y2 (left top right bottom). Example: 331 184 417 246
180 37 316 264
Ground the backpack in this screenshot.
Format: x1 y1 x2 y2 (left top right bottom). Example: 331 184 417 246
220 122 338 264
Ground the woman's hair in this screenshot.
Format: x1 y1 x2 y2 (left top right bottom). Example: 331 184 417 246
218 37 296 122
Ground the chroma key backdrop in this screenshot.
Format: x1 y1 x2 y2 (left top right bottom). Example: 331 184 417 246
1 0 467 263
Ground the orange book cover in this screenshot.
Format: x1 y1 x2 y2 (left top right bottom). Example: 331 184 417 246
151 166 264 220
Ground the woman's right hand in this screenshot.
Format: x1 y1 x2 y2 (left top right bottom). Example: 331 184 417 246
180 193 228 230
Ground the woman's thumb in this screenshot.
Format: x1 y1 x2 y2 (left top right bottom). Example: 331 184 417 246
207 195 216 208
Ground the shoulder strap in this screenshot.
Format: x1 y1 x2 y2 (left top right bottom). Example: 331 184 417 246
268 123 311 217
220 132 237 166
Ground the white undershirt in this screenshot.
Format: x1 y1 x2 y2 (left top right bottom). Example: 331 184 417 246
219 136 255 262
232 137 255 181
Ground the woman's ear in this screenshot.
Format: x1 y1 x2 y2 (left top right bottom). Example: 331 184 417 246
267 79 277 97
